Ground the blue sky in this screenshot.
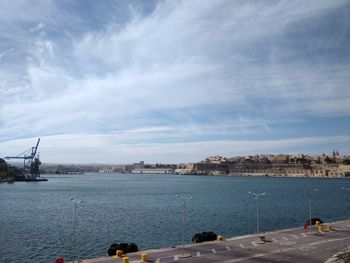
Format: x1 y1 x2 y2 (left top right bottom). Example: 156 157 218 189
0 0 350 164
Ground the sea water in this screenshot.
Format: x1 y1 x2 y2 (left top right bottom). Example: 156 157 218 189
1 173 350 263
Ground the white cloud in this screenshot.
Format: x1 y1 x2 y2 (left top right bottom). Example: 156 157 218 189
0 0 349 162
0 48 15 60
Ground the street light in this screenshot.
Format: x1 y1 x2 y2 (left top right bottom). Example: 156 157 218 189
249 191 266 243
176 194 192 258
301 188 318 232
70 197 82 263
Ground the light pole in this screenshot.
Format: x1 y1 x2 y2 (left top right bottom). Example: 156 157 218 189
249 191 266 243
305 189 318 232
176 194 192 258
70 197 82 263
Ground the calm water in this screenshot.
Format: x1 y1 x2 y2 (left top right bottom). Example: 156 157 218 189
1 173 350 263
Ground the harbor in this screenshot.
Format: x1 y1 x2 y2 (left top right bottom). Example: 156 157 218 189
1 173 350 263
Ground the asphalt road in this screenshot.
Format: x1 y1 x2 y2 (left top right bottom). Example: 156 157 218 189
79 220 350 263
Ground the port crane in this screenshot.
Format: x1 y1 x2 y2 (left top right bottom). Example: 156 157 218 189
5 138 41 179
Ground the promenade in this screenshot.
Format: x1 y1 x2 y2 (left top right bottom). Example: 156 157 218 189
77 219 350 263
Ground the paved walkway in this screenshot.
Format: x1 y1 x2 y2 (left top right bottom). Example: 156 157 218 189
76 220 350 263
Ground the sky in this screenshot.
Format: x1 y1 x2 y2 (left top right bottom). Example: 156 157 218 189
0 0 350 164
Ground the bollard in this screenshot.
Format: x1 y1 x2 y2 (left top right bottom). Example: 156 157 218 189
116 250 124 257
326 224 331 232
54 257 64 263
217 235 223 241
122 257 129 263
316 221 320 226
318 225 323 232
141 253 148 262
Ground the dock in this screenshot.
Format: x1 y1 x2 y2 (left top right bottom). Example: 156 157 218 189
72 219 350 263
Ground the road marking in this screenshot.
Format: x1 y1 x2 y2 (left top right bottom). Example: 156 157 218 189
212 248 216 254
239 244 245 248
291 234 299 239
196 251 201 257
272 238 278 242
271 249 281 253
251 241 258 246
280 241 296 246
155 259 160 263
174 255 178 261
302 233 307 237
223 237 350 263
222 248 295 263
226 246 231 251
282 236 288 240
300 246 316 251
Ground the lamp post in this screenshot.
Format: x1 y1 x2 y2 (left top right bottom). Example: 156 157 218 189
249 191 266 243
70 197 82 263
176 194 192 258
305 189 318 232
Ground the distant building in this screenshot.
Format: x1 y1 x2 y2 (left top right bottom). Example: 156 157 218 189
133 161 144 169
132 168 175 174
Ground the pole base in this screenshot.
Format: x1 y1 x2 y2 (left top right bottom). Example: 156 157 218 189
257 235 266 244
177 253 192 258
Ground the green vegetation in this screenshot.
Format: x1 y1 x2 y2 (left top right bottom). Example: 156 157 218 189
343 253 350 263
0 158 21 182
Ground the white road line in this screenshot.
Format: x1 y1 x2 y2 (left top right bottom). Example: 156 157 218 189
226 246 231 251
251 242 258 246
302 233 307 237
174 255 179 261
212 248 216 254
272 238 278 242
223 250 293 263
282 236 288 240
196 251 201 257
239 244 245 248
271 249 281 253
291 234 299 239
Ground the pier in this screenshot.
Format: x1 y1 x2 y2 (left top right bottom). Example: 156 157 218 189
73 219 350 263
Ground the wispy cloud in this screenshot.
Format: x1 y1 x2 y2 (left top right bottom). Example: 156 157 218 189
0 48 15 60
0 0 349 162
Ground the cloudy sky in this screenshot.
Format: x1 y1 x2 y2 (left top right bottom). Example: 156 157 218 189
0 0 350 164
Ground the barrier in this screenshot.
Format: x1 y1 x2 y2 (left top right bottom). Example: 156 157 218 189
318 225 323 232
141 253 148 262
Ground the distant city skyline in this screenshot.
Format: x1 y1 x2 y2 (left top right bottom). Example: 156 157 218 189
1 1 350 163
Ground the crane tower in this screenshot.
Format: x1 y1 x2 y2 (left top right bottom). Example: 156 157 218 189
5 138 42 179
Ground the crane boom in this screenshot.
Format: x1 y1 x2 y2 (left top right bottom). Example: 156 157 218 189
32 138 40 157
4 138 42 179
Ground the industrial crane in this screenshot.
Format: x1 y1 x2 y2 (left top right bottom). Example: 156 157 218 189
5 138 41 179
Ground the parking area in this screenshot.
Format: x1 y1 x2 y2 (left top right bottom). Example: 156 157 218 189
79 220 350 263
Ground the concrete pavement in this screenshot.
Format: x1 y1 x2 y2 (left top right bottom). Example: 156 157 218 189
77 220 350 263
